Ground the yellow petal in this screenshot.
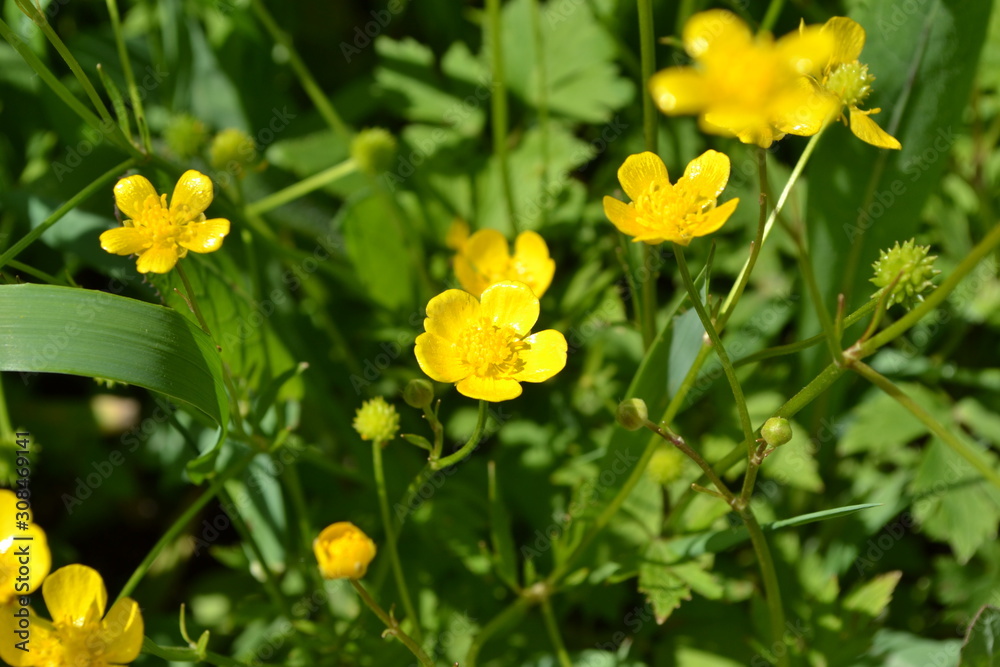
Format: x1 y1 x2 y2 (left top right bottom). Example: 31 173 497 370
113 175 159 220
100 227 150 256
683 9 752 59
512 231 555 298
43 564 107 627
97 597 144 662
170 170 214 218
135 245 181 274
479 281 539 336
456 229 510 296
424 289 481 342
456 374 523 402
415 332 468 383
849 107 901 149
822 16 866 65
680 150 731 199
0 610 59 665
649 67 708 115
775 24 835 76
772 79 840 136
454 254 491 298
513 329 567 383
603 197 645 236
617 152 669 202
179 218 230 253
694 198 739 237
701 109 776 147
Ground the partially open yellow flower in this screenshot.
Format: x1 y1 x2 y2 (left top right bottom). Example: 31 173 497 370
649 9 837 147
814 17 901 150
454 229 556 298
313 522 377 580
100 170 231 274
0 564 144 666
0 489 50 605
603 151 739 246
415 281 567 402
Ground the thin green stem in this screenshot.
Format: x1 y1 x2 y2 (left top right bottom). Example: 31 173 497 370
466 596 532 667
117 452 254 601
759 0 787 31
142 637 248 666
529 0 550 218
105 0 152 153
540 598 572 667
738 442 768 509
431 400 489 470
246 158 357 216
738 507 788 667
373 438 424 643
97 63 133 138
0 375 13 443
795 235 844 364
487 0 517 231
674 245 756 450
663 343 712 421
852 361 1000 492
351 580 434 666
645 421 734 502
175 264 213 335
249 0 351 140
0 158 137 271
4 260 64 285
637 0 658 349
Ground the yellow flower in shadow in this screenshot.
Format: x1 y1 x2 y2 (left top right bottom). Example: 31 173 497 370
454 229 556 298
815 17 901 150
0 490 50 606
415 281 567 402
603 151 739 246
649 9 837 147
100 170 231 274
0 564 143 666
313 522 377 580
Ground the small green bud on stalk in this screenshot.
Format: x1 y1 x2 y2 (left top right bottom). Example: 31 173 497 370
617 398 649 431
403 379 434 409
761 417 792 447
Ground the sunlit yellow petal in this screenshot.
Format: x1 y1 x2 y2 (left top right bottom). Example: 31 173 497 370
649 67 708 115
424 289 481 342
617 152 669 202
179 218 230 253
100 227 150 256
445 217 470 250
0 611 59 665
849 107 901 149
98 598 144 663
680 149 731 199
822 16 866 66
512 231 555 298
415 332 468 383
454 254 491 297
512 330 567 383
479 281 539 336
683 9 752 59
43 564 107 627
603 197 645 236
456 229 510 296
135 245 181 274
456 375 522 402
701 109 776 147
113 175 159 220
695 198 739 236
772 79 840 136
170 170 214 218
775 24 835 76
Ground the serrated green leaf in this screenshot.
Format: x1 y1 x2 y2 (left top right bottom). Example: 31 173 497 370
639 541 692 624
0 284 228 429
844 570 903 617
961 605 1000 667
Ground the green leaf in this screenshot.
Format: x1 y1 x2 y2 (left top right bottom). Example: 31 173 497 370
488 460 520 590
0 284 228 429
638 541 692 624
843 570 903 617
961 605 1000 667
341 193 416 313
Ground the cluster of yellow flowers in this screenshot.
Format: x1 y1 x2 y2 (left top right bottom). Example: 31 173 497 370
0 491 142 666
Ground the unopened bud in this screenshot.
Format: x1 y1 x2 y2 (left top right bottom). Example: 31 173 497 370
351 127 397 176
403 379 434 409
616 398 648 431
352 397 399 442
761 417 792 447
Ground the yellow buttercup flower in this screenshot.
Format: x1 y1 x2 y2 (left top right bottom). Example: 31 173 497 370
0 564 143 666
0 489 51 605
454 229 556 298
814 17 901 150
415 281 567 402
649 9 837 147
445 218 471 250
313 522 377 580
100 170 231 274
603 151 739 246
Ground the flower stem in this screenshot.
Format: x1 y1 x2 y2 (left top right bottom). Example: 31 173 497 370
373 438 424 644
487 0 517 231
246 158 357 215
249 0 351 141
791 229 844 364
851 361 1000 492
430 400 489 470
0 158 137 271
637 0 658 349
351 579 435 666
738 507 788 667
645 421 734 502
759 0 787 32
466 596 532 667
105 0 153 153
540 597 572 667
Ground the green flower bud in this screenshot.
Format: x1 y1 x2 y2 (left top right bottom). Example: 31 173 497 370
163 114 209 159
870 239 939 310
616 398 648 431
350 127 397 176
647 446 686 485
209 128 258 178
352 397 399 442
403 379 434 408
761 417 792 447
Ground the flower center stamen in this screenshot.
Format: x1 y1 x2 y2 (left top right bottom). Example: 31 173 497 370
634 182 717 240
459 320 529 377
824 61 874 107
